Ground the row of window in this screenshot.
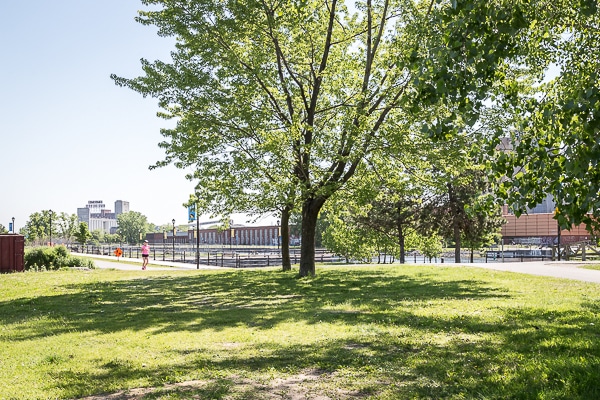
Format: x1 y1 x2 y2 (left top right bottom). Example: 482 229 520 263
192 227 279 245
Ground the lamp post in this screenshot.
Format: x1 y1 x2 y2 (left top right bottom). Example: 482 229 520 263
11 217 15 234
196 213 200 270
162 231 166 261
49 209 53 246
172 219 176 262
229 219 233 250
277 219 280 250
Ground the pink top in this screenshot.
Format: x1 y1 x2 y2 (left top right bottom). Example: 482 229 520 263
142 244 150 255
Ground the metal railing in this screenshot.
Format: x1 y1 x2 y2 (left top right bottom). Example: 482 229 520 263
70 244 579 267
69 244 346 268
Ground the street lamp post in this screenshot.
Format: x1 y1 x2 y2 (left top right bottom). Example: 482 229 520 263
277 219 280 250
49 209 53 246
162 231 166 261
172 219 176 262
11 217 15 234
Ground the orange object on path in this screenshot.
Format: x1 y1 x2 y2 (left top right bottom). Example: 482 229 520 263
114 248 123 260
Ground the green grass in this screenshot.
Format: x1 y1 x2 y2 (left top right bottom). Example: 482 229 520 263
0 265 599 399
579 263 600 271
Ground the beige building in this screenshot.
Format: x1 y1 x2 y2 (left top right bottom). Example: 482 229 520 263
77 200 129 234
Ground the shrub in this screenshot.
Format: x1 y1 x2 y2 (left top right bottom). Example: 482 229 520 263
24 246 95 271
68 257 95 269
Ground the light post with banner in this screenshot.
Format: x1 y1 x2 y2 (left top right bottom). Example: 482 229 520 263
277 219 280 251
229 219 234 250
163 231 167 261
49 209 53 246
172 219 176 262
188 202 199 269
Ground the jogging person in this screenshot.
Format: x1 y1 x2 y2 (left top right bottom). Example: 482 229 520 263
141 240 150 270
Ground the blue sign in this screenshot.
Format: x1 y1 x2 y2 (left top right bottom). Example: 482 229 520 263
8 222 13 232
188 204 196 222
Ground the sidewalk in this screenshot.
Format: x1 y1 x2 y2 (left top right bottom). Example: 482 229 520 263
81 254 229 271
451 260 600 284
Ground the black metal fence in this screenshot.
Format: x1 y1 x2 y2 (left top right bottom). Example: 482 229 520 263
69 244 346 268
484 248 553 262
70 244 574 268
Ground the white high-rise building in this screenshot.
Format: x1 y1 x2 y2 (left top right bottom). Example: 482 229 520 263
77 200 127 234
115 200 129 215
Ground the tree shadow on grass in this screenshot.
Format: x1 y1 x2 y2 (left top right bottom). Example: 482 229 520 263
63 312 600 399
0 268 509 341
2 267 599 399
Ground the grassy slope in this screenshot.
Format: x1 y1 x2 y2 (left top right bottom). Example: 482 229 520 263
0 265 599 399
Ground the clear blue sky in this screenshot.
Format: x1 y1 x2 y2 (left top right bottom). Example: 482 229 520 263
0 1 273 231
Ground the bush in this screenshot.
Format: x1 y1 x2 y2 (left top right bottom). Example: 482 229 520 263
24 246 95 271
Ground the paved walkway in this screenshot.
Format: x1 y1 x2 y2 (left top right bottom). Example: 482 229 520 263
451 260 600 284
83 254 228 271
82 254 600 284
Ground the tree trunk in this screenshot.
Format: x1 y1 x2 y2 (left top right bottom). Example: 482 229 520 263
448 183 461 263
397 219 405 264
299 196 326 277
454 221 461 263
281 206 292 271
470 247 474 263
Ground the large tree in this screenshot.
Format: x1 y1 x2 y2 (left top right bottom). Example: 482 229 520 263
114 0 533 276
488 0 599 232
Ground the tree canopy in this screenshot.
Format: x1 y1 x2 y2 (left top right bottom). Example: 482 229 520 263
117 211 151 244
56 212 79 246
487 0 599 233
21 210 55 245
114 0 535 275
74 222 92 246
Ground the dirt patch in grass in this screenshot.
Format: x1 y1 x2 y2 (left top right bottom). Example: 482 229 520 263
77 369 366 399
76 380 208 400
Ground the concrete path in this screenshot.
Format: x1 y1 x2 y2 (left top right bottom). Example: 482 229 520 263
82 254 600 284
451 260 600 284
82 254 228 271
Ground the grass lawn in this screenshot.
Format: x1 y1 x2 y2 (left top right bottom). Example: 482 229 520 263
580 263 600 271
0 265 599 399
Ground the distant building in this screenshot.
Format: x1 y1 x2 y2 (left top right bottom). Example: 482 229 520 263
77 200 129 234
527 194 556 214
502 195 594 246
145 223 295 246
115 200 129 216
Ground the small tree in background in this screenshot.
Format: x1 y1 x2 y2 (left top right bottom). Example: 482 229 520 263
104 233 120 244
117 211 150 244
421 167 502 263
21 210 54 245
56 212 79 245
417 233 444 262
90 230 105 245
321 206 378 263
74 222 92 247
